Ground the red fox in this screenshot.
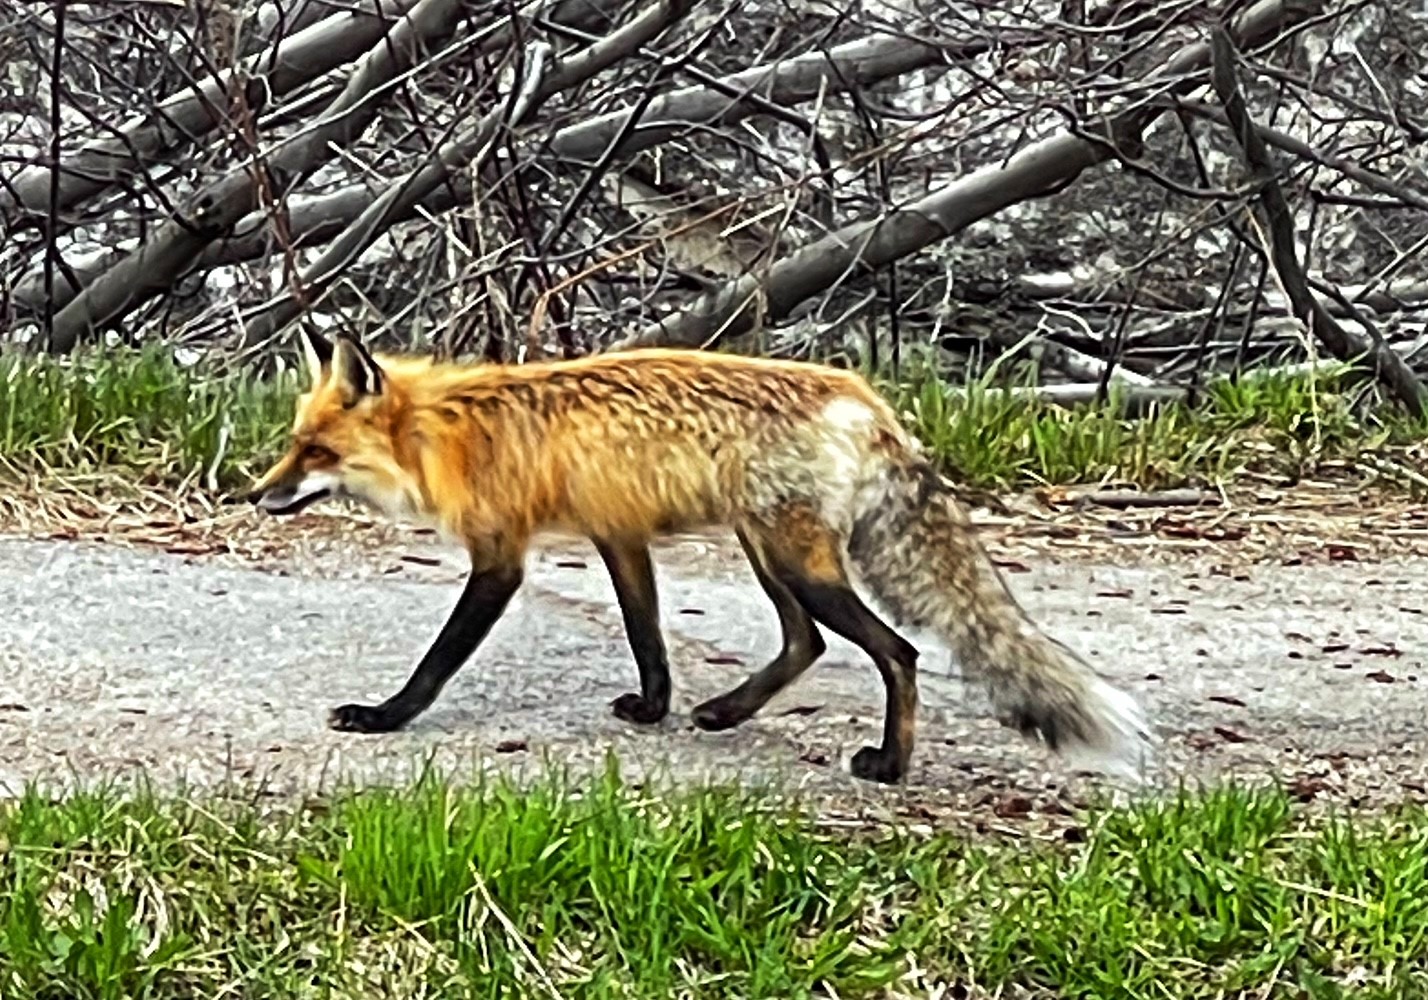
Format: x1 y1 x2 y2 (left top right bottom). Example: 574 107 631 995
249 331 1151 784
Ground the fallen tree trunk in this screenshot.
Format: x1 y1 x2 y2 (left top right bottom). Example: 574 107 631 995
41 0 478 353
13 27 971 320
1 0 422 231
547 29 1010 163
12 183 391 318
613 0 1322 351
2 0 632 235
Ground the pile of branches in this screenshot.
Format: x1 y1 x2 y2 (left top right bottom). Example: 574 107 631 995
2 0 1428 413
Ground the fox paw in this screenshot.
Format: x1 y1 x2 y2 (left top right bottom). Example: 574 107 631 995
328 703 401 734
690 695 750 732
849 745 905 785
611 693 667 725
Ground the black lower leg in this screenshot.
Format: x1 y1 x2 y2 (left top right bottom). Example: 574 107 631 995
861 654 918 783
596 540 671 725
330 562 524 733
693 530 826 731
779 578 919 784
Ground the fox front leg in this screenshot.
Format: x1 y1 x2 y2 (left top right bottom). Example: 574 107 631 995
593 539 672 725
329 561 524 733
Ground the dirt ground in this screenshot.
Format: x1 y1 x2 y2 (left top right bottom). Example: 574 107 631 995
2 493 1427 828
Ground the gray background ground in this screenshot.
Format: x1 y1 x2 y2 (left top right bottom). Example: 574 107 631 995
2 515 1425 821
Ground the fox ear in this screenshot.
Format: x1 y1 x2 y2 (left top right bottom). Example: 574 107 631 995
298 328 333 387
330 334 384 406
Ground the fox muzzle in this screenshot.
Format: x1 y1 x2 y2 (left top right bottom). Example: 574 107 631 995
248 465 339 516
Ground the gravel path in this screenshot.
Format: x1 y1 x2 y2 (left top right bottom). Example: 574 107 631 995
2 520 1425 817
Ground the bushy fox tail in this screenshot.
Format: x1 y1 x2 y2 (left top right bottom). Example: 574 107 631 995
848 457 1153 780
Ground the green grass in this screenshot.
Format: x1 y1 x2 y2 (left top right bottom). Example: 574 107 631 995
0 764 1426 998
0 345 297 492
880 359 1428 493
1 344 1426 496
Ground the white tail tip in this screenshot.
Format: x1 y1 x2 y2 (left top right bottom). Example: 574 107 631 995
1062 676 1155 784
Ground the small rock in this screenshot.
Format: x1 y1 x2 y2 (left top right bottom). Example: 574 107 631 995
1288 776 1327 801
993 794 1034 818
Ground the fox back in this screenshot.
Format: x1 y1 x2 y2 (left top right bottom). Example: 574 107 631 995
251 336 908 553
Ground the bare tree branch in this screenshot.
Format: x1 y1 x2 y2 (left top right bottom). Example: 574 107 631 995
546 30 1008 164
1 0 423 231
13 24 972 320
235 0 698 350
1177 98 1428 215
41 0 478 353
614 0 1320 351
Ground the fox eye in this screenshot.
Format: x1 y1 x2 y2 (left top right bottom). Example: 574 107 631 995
301 443 335 462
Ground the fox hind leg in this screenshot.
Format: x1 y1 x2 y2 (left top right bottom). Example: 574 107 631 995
691 527 827 731
595 539 673 725
739 505 920 784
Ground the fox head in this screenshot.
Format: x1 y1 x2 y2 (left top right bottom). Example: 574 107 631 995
248 330 422 518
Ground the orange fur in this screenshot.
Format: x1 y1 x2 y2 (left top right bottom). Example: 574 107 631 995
254 342 904 561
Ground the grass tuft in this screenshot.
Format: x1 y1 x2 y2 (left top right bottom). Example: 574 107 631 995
0 767 1426 997
878 358 1428 492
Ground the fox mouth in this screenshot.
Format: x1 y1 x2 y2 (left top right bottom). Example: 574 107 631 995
254 487 331 515
250 474 339 516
